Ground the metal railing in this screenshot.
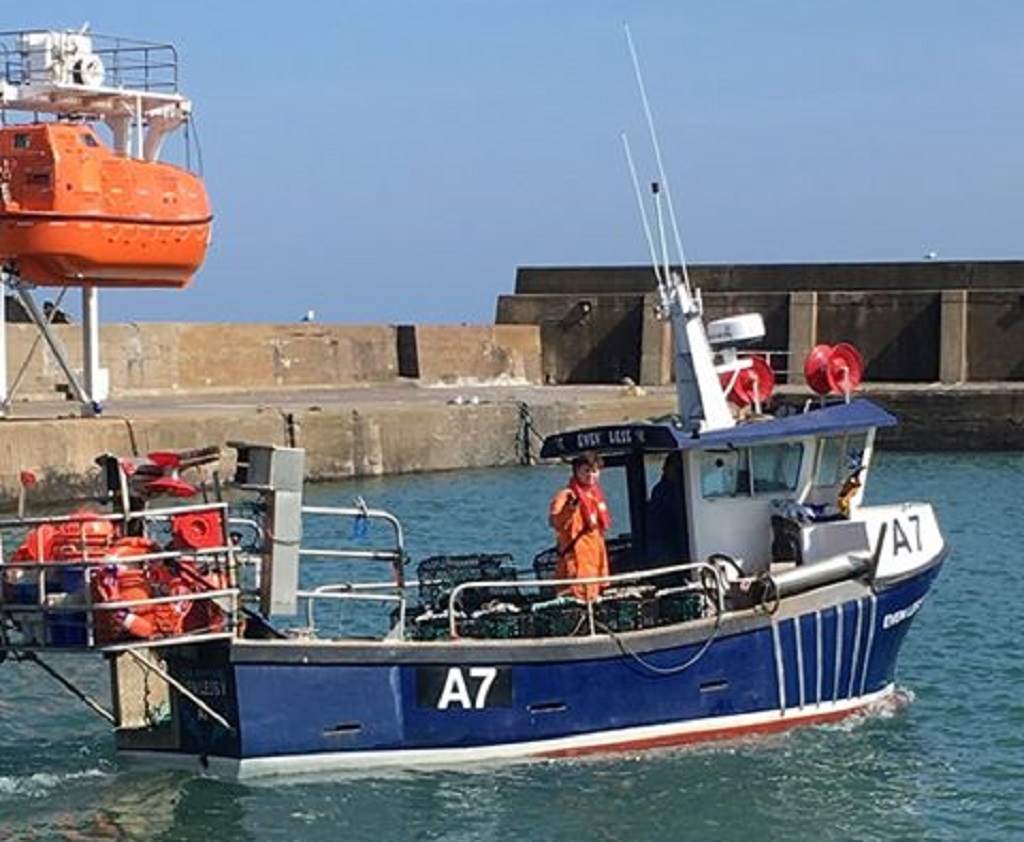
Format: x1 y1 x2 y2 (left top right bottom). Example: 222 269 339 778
0 503 240 652
446 560 724 640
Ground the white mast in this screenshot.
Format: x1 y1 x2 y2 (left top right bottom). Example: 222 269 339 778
624 25 734 433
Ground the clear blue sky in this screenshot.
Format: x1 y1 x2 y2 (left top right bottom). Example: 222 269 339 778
4 2 1022 324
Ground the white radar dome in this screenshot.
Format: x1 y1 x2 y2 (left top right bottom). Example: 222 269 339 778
706 314 766 347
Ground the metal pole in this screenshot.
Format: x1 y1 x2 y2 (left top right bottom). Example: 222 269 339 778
0 278 7 416
82 284 102 415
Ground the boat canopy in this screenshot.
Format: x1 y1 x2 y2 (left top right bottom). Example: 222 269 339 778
539 398 897 460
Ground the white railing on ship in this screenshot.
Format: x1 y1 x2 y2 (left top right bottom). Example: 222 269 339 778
446 560 725 640
291 504 408 637
0 549 240 651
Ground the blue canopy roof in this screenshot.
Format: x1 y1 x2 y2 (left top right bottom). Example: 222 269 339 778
539 398 897 460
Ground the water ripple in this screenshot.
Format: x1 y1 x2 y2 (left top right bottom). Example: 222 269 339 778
0 453 1020 840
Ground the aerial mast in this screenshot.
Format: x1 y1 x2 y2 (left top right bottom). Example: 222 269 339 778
622 25 734 433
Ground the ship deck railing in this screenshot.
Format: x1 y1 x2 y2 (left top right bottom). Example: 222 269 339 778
287 555 723 643
445 560 723 640
0 503 242 653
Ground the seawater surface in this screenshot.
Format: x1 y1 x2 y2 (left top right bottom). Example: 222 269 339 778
0 452 1022 841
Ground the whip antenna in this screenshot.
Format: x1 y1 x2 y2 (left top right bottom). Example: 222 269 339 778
624 23 693 301
621 132 662 284
622 23 735 433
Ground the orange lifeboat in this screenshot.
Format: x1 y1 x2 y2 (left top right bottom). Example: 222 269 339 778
0 122 212 288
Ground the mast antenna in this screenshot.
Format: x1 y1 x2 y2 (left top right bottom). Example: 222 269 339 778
621 23 735 433
624 23 693 302
621 133 662 284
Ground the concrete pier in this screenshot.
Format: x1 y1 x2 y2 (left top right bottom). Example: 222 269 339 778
2 380 1023 508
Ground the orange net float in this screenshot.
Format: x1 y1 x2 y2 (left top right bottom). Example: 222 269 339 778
10 523 59 562
148 559 228 637
4 523 59 603
53 511 119 559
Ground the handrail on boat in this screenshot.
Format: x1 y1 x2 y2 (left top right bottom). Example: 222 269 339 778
258 503 409 640
298 504 407 587
299 583 407 638
0 533 241 651
446 560 726 640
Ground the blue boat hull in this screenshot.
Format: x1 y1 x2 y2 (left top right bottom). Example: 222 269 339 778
125 560 942 776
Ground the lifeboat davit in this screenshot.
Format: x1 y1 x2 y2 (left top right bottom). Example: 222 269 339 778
0 122 212 288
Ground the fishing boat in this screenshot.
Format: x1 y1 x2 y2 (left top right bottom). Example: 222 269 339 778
0 290 945 778
0 33 944 779
0 29 212 288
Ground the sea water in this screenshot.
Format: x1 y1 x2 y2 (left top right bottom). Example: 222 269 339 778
0 452 1022 841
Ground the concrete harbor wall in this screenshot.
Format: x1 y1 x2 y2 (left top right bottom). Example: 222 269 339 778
499 260 1024 385
2 321 541 400
1 259 1023 506
0 387 673 506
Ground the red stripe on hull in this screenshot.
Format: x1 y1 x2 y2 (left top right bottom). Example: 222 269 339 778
541 704 870 759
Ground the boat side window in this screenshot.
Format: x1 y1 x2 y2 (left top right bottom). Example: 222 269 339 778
702 444 802 499
815 436 846 486
700 451 741 498
814 434 868 487
13 133 29 149
79 132 99 147
845 432 869 471
750 442 803 494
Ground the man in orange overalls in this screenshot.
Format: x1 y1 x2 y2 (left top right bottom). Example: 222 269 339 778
549 452 611 600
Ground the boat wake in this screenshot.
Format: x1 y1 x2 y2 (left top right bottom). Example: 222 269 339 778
822 685 916 734
0 766 109 798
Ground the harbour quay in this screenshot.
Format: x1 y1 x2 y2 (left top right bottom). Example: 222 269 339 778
1 258 1022 504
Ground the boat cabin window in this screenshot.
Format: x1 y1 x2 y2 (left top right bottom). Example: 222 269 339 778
813 433 868 486
700 443 803 499
13 133 29 149
79 132 99 148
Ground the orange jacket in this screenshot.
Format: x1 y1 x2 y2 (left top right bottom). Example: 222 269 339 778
549 486 610 601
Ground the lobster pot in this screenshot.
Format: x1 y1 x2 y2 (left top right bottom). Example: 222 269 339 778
416 553 517 612
595 595 658 632
408 608 462 642
657 591 704 624
531 600 589 638
463 606 532 639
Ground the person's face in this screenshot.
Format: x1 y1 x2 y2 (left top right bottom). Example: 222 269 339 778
575 463 599 486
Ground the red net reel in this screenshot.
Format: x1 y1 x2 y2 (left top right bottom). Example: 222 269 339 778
804 343 863 395
720 355 775 407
